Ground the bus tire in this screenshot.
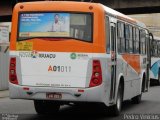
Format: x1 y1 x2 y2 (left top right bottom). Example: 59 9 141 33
109 83 123 116
34 100 60 114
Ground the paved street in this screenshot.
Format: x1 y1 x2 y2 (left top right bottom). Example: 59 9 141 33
0 85 160 120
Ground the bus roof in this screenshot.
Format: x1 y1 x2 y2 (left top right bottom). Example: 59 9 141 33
101 4 146 28
14 1 146 28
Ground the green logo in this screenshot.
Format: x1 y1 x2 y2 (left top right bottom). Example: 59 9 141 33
70 53 77 59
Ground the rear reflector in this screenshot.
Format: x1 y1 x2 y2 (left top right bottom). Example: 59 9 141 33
23 87 30 91
78 89 84 93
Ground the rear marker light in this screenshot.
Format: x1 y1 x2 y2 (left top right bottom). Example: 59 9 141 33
92 78 99 84
20 5 24 9
10 63 15 67
78 89 84 93
89 60 102 87
89 6 93 10
23 87 30 91
94 72 100 77
9 57 18 85
10 70 15 75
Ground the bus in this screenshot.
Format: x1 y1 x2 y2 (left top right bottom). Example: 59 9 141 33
9 1 153 116
150 36 160 85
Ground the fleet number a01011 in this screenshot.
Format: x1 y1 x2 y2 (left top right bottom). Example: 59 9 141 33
48 65 71 72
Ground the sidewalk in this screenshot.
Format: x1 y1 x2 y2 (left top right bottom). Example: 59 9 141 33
0 90 9 98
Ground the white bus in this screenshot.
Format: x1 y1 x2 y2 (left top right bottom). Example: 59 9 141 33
150 36 160 85
9 1 153 116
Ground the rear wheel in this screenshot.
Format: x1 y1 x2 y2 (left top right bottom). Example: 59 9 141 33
34 100 60 114
109 83 123 116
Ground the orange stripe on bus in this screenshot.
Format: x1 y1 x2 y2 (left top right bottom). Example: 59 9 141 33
122 54 141 74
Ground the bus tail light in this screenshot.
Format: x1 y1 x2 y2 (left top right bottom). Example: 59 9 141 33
89 60 102 87
9 57 18 85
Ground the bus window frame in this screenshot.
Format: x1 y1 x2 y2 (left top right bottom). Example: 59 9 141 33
158 41 160 56
135 28 140 54
140 29 146 55
125 24 130 53
153 40 158 57
117 21 125 54
105 16 110 54
133 26 136 54
128 25 133 53
17 11 94 43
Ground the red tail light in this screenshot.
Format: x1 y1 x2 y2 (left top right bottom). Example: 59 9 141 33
9 57 18 84
89 60 102 87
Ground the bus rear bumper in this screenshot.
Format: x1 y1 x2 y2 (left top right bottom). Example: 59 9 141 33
9 83 109 105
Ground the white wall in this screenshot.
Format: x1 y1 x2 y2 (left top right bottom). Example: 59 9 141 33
0 22 11 32
0 45 9 90
0 22 11 90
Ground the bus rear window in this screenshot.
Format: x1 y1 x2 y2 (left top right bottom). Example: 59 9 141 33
18 12 93 42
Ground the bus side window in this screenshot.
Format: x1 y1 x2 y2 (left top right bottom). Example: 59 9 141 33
135 28 140 54
117 22 121 53
157 42 159 57
144 30 146 55
155 42 158 57
158 42 160 57
158 42 159 56
117 22 125 53
152 41 155 56
111 26 115 51
125 24 130 53
153 41 157 57
105 16 110 54
140 30 146 55
133 27 136 54
129 25 133 53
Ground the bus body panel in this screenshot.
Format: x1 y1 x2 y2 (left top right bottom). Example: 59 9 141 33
150 37 160 83
117 55 141 100
9 1 150 109
150 58 160 80
9 83 109 104
9 53 111 105
10 2 105 51
10 51 93 88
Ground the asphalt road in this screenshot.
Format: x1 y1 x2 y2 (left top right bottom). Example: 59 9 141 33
0 85 160 120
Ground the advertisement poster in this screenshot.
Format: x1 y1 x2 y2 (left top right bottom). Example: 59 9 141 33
19 13 70 38
0 26 9 44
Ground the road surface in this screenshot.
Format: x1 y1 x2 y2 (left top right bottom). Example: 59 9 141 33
0 85 160 120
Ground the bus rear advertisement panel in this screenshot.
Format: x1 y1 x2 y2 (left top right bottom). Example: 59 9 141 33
18 12 92 42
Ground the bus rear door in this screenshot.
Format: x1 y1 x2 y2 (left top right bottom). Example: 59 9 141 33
110 22 117 103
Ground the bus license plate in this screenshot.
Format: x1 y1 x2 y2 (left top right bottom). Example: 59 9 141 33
46 93 62 99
